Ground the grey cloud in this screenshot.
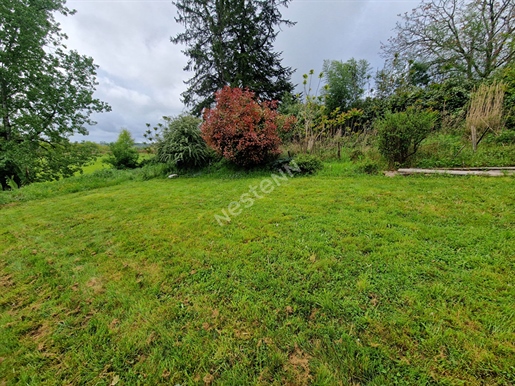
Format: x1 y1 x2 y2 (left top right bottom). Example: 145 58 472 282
61 0 418 143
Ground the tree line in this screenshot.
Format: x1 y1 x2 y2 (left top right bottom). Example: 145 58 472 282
1 0 514 188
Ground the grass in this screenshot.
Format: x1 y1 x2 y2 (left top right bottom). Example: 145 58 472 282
78 153 154 175
1 164 514 385
79 156 110 175
413 132 515 168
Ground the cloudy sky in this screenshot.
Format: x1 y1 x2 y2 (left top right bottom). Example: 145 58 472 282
59 0 420 143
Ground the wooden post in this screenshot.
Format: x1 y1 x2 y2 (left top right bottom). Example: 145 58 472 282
471 125 477 152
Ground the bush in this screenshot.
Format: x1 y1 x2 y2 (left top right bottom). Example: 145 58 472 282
201 86 293 167
376 109 437 168
499 64 515 130
492 130 515 145
156 115 213 170
105 129 139 169
292 154 323 174
136 163 171 180
349 149 364 161
355 160 380 175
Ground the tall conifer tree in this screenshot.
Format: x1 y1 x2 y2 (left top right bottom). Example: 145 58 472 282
172 0 295 115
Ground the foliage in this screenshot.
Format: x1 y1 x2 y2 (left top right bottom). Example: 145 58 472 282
381 0 515 81
155 115 213 170
491 130 515 145
376 108 438 167
354 159 381 175
375 58 435 99
499 63 515 129
466 82 505 151
138 162 171 181
414 132 515 168
376 78 474 133
280 70 373 153
295 70 328 152
171 0 295 115
0 139 100 189
322 58 372 112
291 153 323 174
105 130 139 170
201 86 292 167
142 121 163 154
322 107 366 135
0 0 110 189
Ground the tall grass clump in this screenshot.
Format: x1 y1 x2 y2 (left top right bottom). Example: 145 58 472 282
1 169 142 205
156 115 214 170
466 82 505 151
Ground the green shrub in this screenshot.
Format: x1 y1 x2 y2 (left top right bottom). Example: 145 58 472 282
136 163 171 181
105 129 139 169
355 160 380 175
499 64 515 130
376 108 438 168
492 130 515 145
156 115 213 170
349 149 364 161
292 154 323 174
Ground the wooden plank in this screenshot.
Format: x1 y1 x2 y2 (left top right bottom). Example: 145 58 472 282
439 167 515 171
397 168 515 176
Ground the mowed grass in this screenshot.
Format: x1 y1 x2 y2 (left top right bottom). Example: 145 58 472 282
1 170 514 385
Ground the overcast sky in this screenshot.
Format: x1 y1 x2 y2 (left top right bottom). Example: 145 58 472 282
59 0 420 143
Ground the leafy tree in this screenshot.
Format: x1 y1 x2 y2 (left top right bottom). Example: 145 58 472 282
0 0 110 189
322 58 372 112
375 65 474 132
0 139 99 189
105 129 139 169
375 57 434 99
156 115 213 170
381 0 515 82
171 0 295 115
201 86 293 167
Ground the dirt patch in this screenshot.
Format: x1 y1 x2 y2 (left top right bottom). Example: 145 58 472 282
203 373 214 385
109 319 120 330
86 277 104 294
28 322 53 351
284 344 312 385
0 273 14 288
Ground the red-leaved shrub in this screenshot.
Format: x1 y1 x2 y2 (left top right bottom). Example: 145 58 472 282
201 86 294 167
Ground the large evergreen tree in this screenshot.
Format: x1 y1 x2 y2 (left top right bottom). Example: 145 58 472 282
0 0 110 188
171 0 295 116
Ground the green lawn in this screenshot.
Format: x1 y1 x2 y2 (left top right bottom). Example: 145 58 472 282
79 155 110 175
1 169 514 385
77 153 153 175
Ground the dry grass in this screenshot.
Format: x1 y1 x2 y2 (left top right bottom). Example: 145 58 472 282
466 82 505 151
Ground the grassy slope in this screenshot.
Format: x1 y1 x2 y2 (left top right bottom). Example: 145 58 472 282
1 170 514 385
78 153 153 175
